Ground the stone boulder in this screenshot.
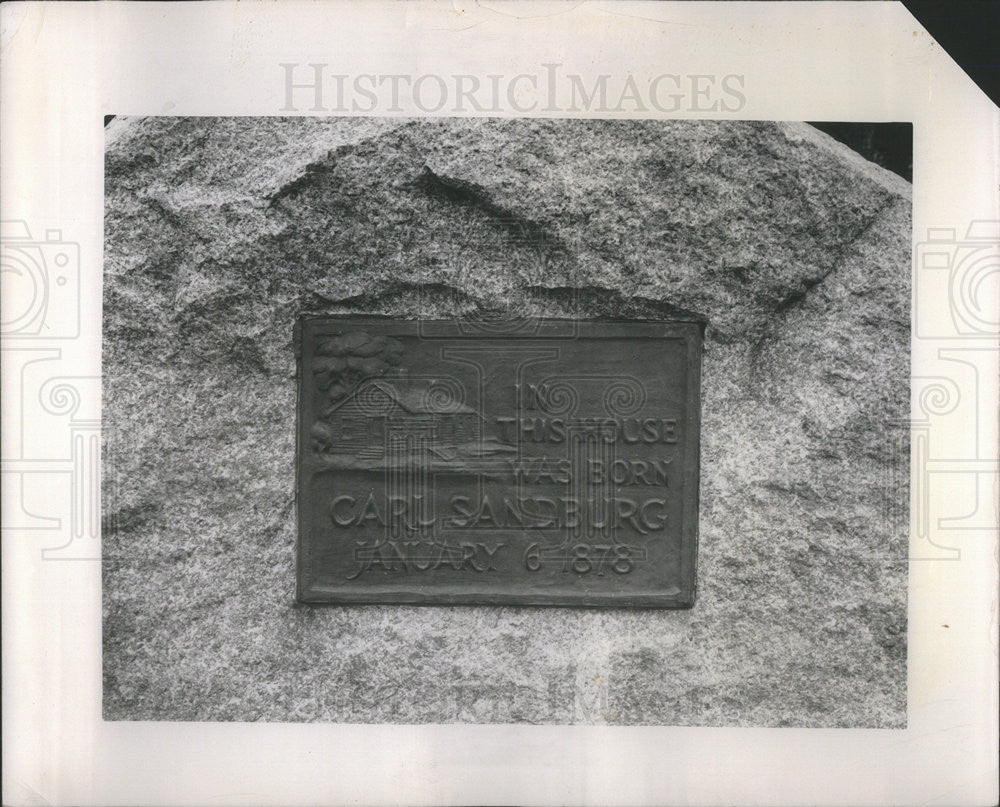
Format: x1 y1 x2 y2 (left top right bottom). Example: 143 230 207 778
103 117 909 725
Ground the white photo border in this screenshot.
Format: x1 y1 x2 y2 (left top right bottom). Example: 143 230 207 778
2 2 997 805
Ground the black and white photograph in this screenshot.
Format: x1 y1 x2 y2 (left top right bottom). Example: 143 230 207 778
3 3 997 805
103 116 910 726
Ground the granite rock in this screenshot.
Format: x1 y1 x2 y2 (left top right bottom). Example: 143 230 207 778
103 117 909 725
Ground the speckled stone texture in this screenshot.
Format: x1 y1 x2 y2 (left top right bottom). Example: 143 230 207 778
102 117 910 725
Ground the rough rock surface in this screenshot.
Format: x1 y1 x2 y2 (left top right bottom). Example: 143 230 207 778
103 117 910 725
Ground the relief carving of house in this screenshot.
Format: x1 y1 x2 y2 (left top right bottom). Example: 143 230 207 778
312 378 484 460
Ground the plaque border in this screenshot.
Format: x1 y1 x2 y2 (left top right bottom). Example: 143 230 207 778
295 315 702 608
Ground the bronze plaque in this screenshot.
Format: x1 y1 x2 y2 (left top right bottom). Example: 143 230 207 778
296 317 702 607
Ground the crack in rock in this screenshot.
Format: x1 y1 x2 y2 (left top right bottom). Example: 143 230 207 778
417 164 572 259
751 193 900 367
